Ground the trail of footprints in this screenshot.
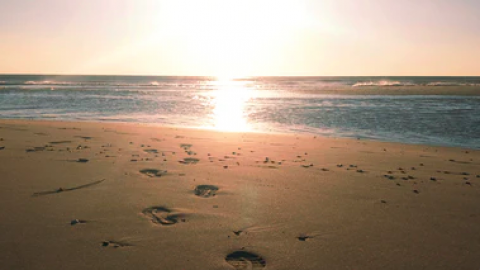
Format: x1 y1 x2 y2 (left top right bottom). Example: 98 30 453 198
139 142 270 265
23 132 479 267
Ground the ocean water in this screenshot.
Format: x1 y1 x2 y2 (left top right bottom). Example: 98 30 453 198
1 75 479 149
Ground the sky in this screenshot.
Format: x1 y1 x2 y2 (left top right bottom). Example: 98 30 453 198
0 0 479 76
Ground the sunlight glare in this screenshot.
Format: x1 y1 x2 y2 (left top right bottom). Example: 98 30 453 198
156 0 311 76
210 79 253 132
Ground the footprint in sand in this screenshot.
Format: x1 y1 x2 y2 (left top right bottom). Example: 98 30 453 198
49 141 72 145
101 240 133 248
179 158 199 164
296 232 323 241
232 224 284 237
180 143 193 149
297 235 315 241
225 251 266 269
384 175 395 180
194 185 219 198
139 169 168 177
142 206 186 226
180 144 196 155
144 149 159 154
70 219 87 226
26 146 51 152
75 136 93 140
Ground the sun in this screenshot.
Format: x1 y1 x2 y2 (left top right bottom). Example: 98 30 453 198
155 0 310 77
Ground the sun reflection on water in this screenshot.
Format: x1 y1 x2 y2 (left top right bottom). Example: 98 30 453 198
209 78 253 132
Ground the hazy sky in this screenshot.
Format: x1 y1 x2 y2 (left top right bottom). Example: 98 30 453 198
1 0 479 76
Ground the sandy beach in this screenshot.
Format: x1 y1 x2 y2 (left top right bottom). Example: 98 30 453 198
0 119 479 269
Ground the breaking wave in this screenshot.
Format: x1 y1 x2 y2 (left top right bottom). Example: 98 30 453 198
352 80 479 87
353 80 412 87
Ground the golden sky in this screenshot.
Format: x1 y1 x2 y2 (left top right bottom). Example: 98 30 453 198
1 0 479 76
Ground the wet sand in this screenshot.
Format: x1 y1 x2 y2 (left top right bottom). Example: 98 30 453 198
0 119 479 269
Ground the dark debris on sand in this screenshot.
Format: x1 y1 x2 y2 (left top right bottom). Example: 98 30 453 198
32 179 105 197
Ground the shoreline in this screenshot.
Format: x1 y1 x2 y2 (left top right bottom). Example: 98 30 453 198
1 118 478 151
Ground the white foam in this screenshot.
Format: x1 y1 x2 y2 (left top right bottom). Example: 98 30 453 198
352 80 413 87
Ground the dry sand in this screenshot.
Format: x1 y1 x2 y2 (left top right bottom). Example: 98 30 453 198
0 119 479 270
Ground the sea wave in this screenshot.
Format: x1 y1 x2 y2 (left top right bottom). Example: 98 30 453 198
22 80 184 87
352 80 479 87
1 77 480 90
0 80 202 88
353 80 414 87
24 80 71 85
426 81 480 86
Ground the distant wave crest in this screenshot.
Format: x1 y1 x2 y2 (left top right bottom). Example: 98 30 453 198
426 81 479 86
352 80 479 87
6 80 201 88
352 80 411 87
0 77 479 90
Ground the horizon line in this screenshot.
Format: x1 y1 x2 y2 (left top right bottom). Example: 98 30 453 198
1 73 480 78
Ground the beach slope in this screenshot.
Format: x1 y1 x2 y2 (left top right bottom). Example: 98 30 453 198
0 119 479 269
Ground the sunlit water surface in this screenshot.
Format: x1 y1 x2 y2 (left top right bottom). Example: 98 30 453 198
1 75 480 149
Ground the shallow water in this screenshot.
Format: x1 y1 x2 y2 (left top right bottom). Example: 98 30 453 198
1 75 479 149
